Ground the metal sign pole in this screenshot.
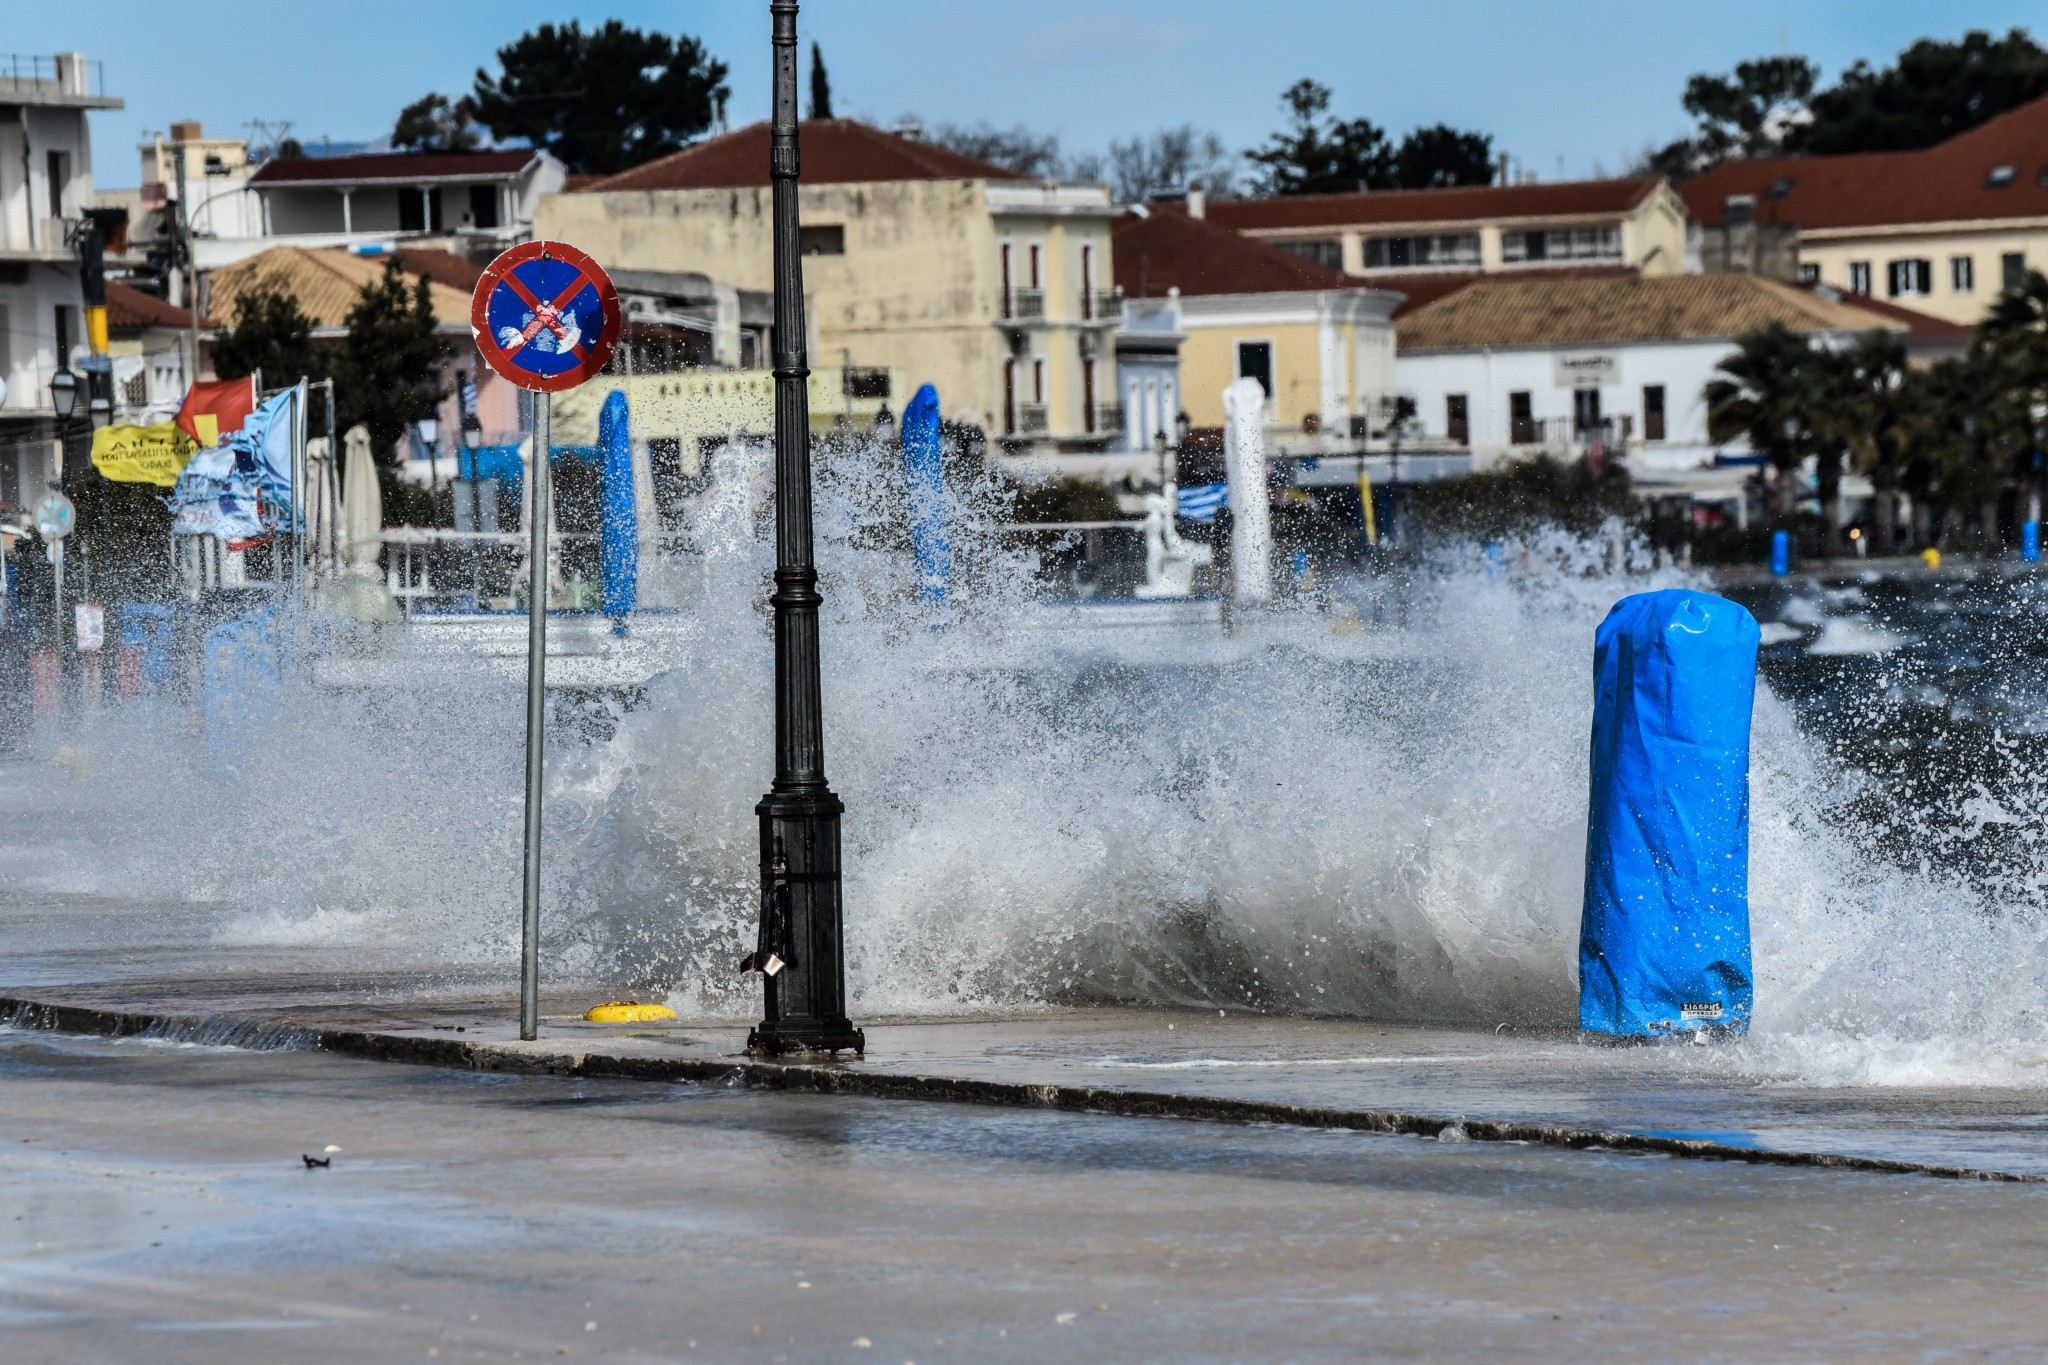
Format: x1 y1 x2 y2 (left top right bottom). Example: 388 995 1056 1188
520 391 550 1041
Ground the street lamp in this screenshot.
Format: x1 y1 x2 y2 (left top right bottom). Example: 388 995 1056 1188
88 394 114 430
48 369 79 422
743 0 863 1056
1154 427 1169 489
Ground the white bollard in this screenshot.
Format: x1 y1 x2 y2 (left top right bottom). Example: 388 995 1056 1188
1222 378 1272 605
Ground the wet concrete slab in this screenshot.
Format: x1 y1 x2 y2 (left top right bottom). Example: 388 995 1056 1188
6 978 2048 1182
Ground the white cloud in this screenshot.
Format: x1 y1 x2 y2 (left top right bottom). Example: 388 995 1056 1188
1007 16 1202 69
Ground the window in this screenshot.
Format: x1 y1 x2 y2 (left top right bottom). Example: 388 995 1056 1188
999 242 1013 317
1445 393 1468 444
1848 261 1872 295
1361 232 1480 269
1952 255 1975 294
1501 224 1620 263
1003 358 1016 433
1988 164 2016 187
1572 388 1602 435
1767 177 1794 200
1886 259 1932 297
798 225 844 255
1082 357 1097 433
1509 391 1534 445
1280 238 1343 270
54 305 74 366
1723 195 1755 226
2004 252 2027 291
1080 243 1094 317
843 368 890 399
1032 358 1045 403
1236 341 1273 398
1643 385 1666 443
1028 243 1042 289
1796 262 1820 284
468 185 500 229
45 150 69 218
399 188 443 232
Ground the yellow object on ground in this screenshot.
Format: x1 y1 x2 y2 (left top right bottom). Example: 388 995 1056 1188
583 1001 677 1023
1921 548 1941 569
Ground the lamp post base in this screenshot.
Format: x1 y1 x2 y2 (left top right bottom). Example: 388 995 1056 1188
746 1021 866 1057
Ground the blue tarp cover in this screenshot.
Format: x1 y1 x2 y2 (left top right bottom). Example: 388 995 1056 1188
1580 589 1760 1036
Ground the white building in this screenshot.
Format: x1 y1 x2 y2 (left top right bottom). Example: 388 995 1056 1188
0 51 122 510
1392 273 1919 502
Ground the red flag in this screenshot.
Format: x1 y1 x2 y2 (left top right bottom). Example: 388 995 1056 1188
176 377 257 447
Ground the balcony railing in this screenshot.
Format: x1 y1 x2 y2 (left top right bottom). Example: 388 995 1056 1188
0 54 106 99
1015 403 1049 435
1081 289 1123 321
1089 403 1125 435
1006 287 1046 321
1509 415 1636 448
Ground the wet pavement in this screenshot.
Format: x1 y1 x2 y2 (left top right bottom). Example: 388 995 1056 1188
5 1027 2048 1364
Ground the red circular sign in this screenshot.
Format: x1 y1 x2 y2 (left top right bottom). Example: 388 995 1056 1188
471 240 622 392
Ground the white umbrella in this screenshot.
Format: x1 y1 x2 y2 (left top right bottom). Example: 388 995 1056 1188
303 436 337 579
340 423 383 577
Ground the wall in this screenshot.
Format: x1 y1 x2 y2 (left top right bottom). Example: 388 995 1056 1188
540 179 1008 432
1396 336 1748 472
1797 224 2048 325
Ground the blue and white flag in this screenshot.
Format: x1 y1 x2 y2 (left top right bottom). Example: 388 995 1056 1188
1177 482 1227 522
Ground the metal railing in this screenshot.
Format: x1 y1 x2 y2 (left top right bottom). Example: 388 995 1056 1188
1016 403 1049 434
1509 415 1636 449
1081 289 1122 321
0 54 106 99
1007 287 1046 321
1091 403 1125 434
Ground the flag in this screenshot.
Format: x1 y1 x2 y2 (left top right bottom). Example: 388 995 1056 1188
90 422 199 486
1177 483 1227 522
175 377 257 447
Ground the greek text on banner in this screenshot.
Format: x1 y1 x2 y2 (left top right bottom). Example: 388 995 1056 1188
91 422 199 486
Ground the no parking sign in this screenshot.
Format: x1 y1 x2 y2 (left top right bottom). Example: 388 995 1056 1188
472 241 621 391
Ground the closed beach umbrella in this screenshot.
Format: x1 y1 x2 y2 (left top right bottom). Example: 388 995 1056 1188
340 423 383 576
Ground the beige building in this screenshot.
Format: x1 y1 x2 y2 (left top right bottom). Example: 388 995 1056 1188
1681 94 2048 325
1204 177 1688 282
535 119 1125 465
1113 205 1397 437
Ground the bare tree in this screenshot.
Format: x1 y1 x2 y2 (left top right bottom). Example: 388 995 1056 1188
923 120 1064 178
1106 125 1239 202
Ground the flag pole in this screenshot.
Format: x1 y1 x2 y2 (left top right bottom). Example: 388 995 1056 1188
519 389 550 1041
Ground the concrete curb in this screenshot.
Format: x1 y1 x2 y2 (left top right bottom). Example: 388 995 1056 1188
4 993 2039 1184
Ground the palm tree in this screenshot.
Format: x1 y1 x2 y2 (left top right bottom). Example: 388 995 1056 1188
1705 323 1822 520
1977 267 2048 523
1818 332 1910 553
1905 355 2030 553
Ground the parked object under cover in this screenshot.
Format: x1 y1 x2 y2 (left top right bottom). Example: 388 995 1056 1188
1580 588 1760 1037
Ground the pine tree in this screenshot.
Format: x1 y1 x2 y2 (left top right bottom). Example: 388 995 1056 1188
809 41 833 120
336 260 449 464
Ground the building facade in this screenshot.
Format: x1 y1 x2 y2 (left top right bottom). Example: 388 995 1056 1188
535 119 1126 471
1204 177 1689 283
1680 95 2048 325
1112 206 1399 441
0 51 121 510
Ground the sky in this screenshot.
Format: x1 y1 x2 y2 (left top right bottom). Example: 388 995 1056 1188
16 1 2044 189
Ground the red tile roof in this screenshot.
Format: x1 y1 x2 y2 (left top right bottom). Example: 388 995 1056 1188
250 149 538 185
106 281 190 332
582 119 1027 192
395 246 485 293
1795 284 1973 338
1205 177 1664 232
1113 206 1355 298
1355 264 1640 318
1680 93 2048 230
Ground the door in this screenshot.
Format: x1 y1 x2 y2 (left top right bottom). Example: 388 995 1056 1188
1573 388 1602 437
1509 391 1534 445
1446 393 1469 444
1236 342 1273 402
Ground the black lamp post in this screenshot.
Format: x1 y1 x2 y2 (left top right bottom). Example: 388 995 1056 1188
744 0 863 1056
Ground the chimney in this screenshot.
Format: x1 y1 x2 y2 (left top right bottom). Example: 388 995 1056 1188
1187 185 1205 219
170 120 202 144
1496 152 1510 185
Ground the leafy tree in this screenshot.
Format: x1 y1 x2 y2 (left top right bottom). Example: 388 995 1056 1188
1796 29 2048 155
392 92 480 154
1247 80 1390 195
470 21 730 175
925 121 1065 178
210 287 325 387
1705 323 1824 517
335 259 449 465
1650 56 1818 175
1104 125 1238 200
808 41 832 119
1391 124 1495 188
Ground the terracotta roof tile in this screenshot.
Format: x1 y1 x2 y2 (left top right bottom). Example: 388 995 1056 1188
582 119 1027 192
1396 273 1907 351
106 280 190 332
1206 177 1663 232
206 246 471 331
1680 93 2048 230
1356 264 1639 318
1112 207 1353 297
250 149 538 185
394 246 484 293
